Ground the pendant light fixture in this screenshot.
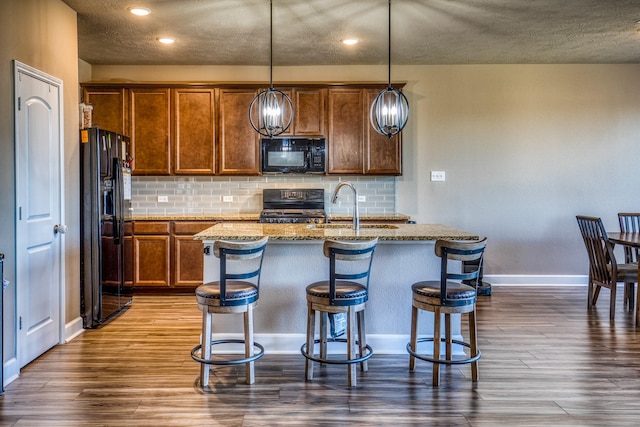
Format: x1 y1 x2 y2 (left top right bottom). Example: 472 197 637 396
370 0 409 138
249 0 293 138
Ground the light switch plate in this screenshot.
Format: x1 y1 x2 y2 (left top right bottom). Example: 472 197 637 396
157 195 168 203
431 171 446 182
223 195 233 202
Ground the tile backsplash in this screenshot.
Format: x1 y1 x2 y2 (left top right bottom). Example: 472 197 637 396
131 175 397 216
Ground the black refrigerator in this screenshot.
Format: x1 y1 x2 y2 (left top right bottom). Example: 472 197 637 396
80 127 133 328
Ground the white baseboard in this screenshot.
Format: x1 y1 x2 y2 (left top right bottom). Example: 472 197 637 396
65 316 85 342
484 274 588 286
3 357 19 389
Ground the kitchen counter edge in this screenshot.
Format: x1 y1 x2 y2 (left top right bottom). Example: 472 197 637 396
193 223 479 242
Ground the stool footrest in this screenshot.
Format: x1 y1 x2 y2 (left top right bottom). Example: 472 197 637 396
301 338 373 365
406 337 481 365
191 339 265 366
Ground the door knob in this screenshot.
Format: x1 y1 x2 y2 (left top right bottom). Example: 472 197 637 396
54 224 68 234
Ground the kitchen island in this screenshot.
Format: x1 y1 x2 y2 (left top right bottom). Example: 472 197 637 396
194 223 480 354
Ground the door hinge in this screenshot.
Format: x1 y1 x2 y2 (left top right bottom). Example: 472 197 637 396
19 316 22 330
18 207 22 221
18 97 21 111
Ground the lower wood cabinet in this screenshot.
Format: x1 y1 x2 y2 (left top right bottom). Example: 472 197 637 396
172 221 215 287
133 220 215 289
133 222 171 287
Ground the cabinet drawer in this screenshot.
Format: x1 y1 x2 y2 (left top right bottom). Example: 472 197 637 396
133 221 171 234
172 221 216 235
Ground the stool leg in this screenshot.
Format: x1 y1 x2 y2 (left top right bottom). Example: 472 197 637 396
305 301 316 381
320 312 328 363
636 282 640 327
244 305 255 385
432 308 441 387
347 306 357 387
409 303 418 371
357 309 368 372
445 313 452 361
469 308 479 382
200 311 212 387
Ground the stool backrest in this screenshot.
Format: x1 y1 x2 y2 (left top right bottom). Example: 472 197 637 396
576 215 617 285
324 238 378 305
618 212 640 263
214 237 269 305
435 238 487 306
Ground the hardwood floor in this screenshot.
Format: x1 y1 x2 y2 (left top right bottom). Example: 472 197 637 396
2 286 640 426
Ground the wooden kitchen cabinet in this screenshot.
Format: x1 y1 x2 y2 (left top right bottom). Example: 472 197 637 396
172 221 215 287
281 88 327 136
327 88 365 174
82 86 128 135
218 88 260 175
129 87 171 175
327 86 403 175
364 89 402 175
132 220 215 289
173 88 216 175
133 221 171 287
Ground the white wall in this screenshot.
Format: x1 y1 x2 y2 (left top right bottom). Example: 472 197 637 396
0 0 80 378
89 64 640 280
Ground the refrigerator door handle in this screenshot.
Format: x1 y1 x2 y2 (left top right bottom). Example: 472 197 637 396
112 158 122 245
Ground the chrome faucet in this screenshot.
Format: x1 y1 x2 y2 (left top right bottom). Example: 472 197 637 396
331 181 360 230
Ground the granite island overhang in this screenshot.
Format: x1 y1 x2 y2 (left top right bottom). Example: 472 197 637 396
193 223 481 355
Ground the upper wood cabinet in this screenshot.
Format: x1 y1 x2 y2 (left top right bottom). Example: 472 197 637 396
365 89 402 175
218 88 260 175
327 87 402 175
82 82 403 177
129 88 171 175
327 88 365 174
172 88 216 175
82 87 127 135
281 88 327 136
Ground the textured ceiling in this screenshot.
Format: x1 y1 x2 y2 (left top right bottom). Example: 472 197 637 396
61 0 640 66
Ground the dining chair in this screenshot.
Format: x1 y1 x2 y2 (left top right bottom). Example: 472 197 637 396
191 236 269 386
576 216 637 320
407 238 487 387
300 238 378 387
617 213 640 310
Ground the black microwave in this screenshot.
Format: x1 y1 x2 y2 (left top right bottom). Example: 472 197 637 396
261 137 326 174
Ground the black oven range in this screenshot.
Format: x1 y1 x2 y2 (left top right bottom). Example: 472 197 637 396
259 188 326 224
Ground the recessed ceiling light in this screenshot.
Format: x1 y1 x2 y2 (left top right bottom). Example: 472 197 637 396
157 37 175 44
341 38 359 45
128 7 151 16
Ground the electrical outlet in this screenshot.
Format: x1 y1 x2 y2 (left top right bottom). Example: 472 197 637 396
157 195 168 203
430 171 446 182
223 195 233 202
358 195 366 202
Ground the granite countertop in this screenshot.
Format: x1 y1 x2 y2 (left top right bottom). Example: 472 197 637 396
193 223 479 242
131 213 411 222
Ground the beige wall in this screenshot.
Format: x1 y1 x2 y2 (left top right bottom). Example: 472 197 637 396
89 63 640 280
0 0 80 370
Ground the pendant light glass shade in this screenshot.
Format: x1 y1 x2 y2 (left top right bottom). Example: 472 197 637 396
370 0 409 138
249 0 293 138
250 88 293 137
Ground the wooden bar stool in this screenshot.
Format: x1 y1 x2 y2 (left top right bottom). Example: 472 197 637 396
191 236 268 386
300 238 378 387
407 238 487 386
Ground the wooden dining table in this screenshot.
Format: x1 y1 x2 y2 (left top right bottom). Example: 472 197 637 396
607 232 640 326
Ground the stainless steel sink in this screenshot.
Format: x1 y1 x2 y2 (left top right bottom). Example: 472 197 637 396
307 224 399 229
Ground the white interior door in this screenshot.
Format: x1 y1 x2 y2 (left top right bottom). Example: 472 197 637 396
14 61 64 368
